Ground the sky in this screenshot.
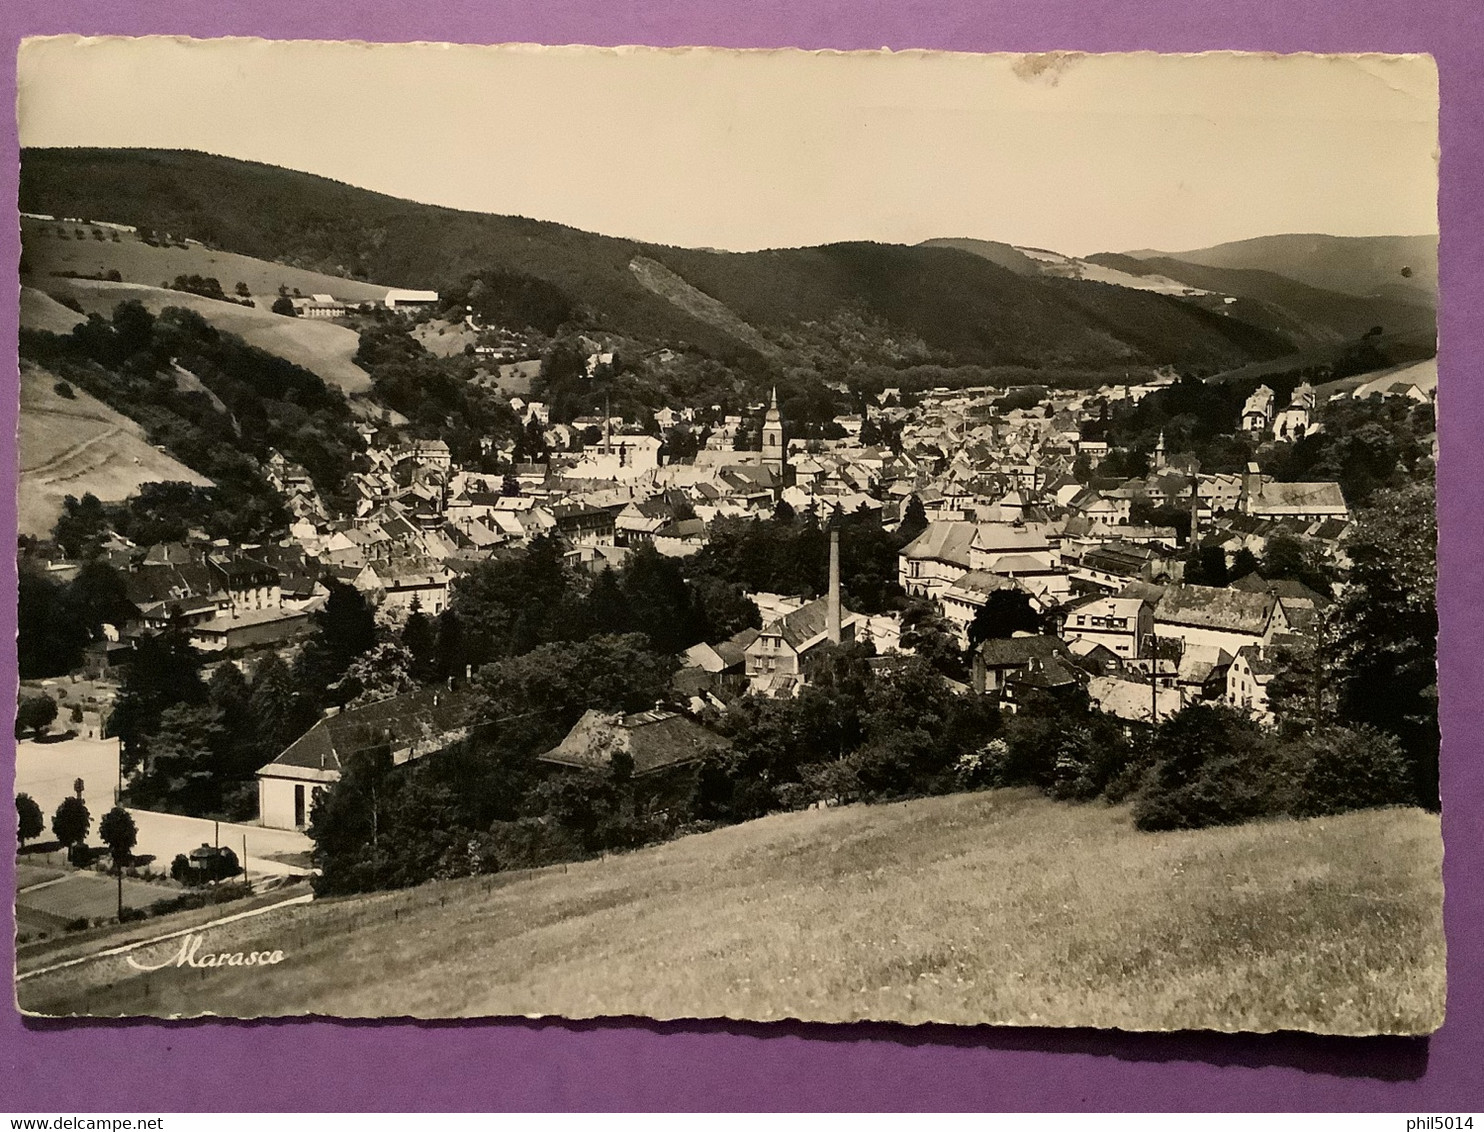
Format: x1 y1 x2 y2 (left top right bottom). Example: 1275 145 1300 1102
16 38 1440 257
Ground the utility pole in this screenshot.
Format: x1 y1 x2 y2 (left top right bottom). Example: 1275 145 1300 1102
1145 632 1159 727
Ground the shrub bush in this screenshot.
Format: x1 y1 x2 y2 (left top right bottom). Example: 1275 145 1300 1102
792 758 866 807
1132 704 1285 831
1290 723 1415 817
1000 692 1132 800
460 818 584 875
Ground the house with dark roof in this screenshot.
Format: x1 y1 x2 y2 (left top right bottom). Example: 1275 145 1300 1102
1001 651 1084 710
549 503 617 547
206 554 281 613
970 635 1075 695
1070 541 1161 593
255 687 476 830
537 709 728 777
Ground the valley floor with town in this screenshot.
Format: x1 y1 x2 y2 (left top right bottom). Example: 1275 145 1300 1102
13 202 1442 1026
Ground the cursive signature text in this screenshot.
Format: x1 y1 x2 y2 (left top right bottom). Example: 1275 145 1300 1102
125 933 286 972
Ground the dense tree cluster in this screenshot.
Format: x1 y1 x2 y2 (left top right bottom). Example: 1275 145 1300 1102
438 537 759 671
687 508 905 615
355 323 523 468
308 639 1003 895
17 557 136 678
1264 397 1434 507
439 269 578 336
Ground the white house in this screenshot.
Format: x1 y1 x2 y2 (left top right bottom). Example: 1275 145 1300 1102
1225 644 1281 724
1062 595 1154 660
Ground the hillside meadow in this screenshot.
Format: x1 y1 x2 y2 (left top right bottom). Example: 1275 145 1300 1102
20 217 390 305
16 359 212 536
16 789 1445 1033
31 276 373 397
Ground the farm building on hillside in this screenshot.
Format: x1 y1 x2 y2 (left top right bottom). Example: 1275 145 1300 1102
384 288 440 311
293 294 350 319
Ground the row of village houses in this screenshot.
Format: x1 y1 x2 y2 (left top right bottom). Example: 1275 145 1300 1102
26 366 1364 703
29 370 1425 831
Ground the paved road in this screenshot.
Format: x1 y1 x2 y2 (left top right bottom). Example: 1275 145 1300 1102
126 809 312 878
13 735 312 878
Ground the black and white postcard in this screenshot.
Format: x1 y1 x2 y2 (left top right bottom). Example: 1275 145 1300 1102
12 40 1442 1033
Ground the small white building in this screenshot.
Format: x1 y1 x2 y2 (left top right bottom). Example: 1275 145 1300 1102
1225 644 1281 725
384 288 440 312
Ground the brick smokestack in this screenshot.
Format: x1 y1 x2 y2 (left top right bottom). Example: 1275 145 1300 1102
828 524 842 644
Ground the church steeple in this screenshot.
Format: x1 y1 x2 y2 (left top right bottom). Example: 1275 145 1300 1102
762 386 786 480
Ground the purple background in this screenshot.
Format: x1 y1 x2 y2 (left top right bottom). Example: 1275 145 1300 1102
2 0 1481 1112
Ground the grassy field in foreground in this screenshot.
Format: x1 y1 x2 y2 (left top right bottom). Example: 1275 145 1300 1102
16 791 1445 1034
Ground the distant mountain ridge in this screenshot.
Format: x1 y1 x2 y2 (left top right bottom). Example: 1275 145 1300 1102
1084 252 1435 343
915 238 1042 276
1119 233 1438 303
18 147 1419 374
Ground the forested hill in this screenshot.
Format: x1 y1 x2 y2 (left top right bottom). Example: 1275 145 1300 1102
24 147 1319 372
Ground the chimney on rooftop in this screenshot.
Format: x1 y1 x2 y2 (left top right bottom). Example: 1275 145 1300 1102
1240 461 1262 513
827 523 842 644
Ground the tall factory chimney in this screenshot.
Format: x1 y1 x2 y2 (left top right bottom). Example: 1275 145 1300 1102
827 523 842 644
